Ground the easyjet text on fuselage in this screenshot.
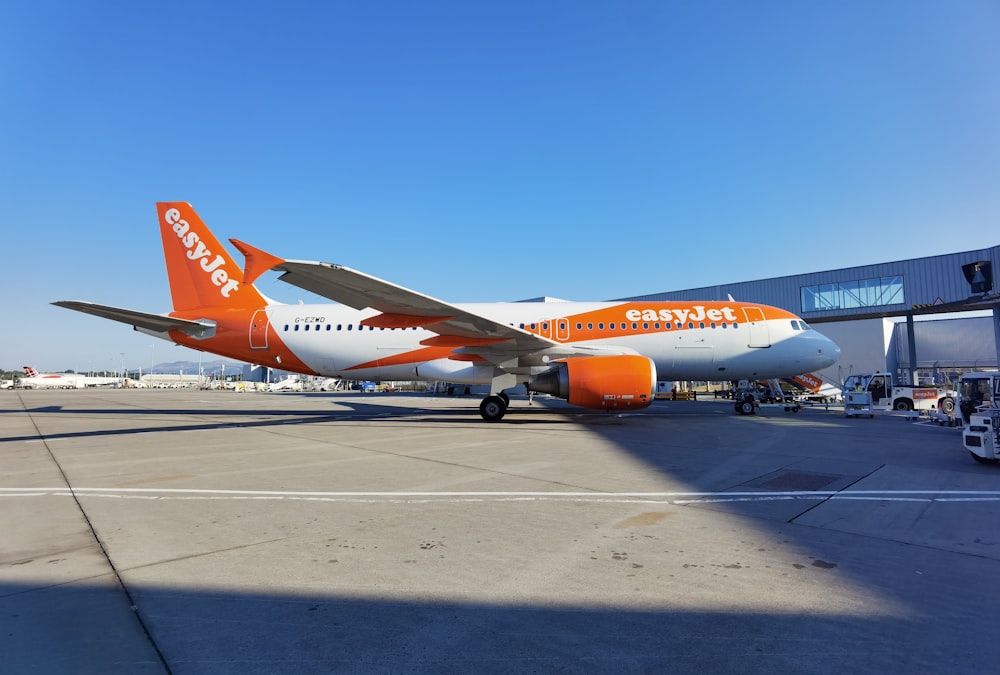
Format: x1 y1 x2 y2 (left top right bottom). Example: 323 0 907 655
625 306 738 324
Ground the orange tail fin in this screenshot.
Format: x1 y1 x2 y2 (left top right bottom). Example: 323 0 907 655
156 202 267 311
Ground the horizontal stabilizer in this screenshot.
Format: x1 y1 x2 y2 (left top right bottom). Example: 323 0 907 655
52 301 215 337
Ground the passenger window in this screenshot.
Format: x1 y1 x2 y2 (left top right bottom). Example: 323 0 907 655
599 323 605 330
609 323 616 330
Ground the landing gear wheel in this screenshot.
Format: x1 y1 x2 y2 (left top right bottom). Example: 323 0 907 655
498 392 510 407
736 397 755 415
940 397 955 415
480 395 507 422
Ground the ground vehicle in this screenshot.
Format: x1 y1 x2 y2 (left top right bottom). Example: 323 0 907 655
959 371 1000 464
785 372 842 403
732 379 800 415
841 372 956 415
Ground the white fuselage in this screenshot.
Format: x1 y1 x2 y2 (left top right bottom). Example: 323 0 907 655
255 301 839 385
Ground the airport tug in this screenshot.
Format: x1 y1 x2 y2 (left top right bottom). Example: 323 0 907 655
960 371 1000 464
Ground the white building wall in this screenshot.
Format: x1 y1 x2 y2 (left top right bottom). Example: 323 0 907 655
812 319 895 385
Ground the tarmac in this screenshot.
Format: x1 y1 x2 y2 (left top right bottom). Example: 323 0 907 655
2 388 999 674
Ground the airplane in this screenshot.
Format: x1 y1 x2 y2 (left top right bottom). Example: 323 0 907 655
20 366 120 389
20 366 86 389
54 202 840 421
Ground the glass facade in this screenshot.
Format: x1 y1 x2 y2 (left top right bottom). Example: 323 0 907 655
801 275 904 312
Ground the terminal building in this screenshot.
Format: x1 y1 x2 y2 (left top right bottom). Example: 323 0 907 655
625 244 1000 388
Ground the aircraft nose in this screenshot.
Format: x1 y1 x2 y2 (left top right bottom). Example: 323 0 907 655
816 331 840 368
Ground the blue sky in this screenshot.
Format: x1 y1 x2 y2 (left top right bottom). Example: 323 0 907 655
2 1 998 372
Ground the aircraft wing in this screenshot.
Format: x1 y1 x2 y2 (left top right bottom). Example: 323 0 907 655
52 301 216 337
278 259 555 353
229 239 557 361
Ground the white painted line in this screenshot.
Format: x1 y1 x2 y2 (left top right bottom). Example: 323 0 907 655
2 487 1000 504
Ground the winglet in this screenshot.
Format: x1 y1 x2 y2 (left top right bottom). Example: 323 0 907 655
230 239 287 286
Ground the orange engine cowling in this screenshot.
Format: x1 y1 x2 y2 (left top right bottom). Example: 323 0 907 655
528 355 656 412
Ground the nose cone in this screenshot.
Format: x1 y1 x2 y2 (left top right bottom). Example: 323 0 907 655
814 330 840 369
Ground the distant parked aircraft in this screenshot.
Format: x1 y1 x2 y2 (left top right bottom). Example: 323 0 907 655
20 366 119 389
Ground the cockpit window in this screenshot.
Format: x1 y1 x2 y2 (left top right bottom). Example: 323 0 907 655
790 320 800 330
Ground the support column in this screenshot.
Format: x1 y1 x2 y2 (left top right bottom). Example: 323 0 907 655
993 304 1000 369
906 314 918 385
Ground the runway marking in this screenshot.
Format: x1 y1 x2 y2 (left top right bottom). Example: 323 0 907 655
2 487 1000 504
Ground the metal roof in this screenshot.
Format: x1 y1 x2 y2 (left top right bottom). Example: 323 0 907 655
624 244 1000 323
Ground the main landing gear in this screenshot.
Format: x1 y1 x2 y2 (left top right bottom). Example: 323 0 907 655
479 392 510 422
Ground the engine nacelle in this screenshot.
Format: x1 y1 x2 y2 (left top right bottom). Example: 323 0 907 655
528 355 656 412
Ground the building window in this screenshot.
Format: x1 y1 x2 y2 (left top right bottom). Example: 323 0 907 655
801 275 904 312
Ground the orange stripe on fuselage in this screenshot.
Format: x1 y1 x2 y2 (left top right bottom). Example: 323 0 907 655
344 345 457 371
419 335 509 348
361 313 454 328
519 302 796 342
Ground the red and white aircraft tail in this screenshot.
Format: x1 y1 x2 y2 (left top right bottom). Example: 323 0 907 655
55 202 840 420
